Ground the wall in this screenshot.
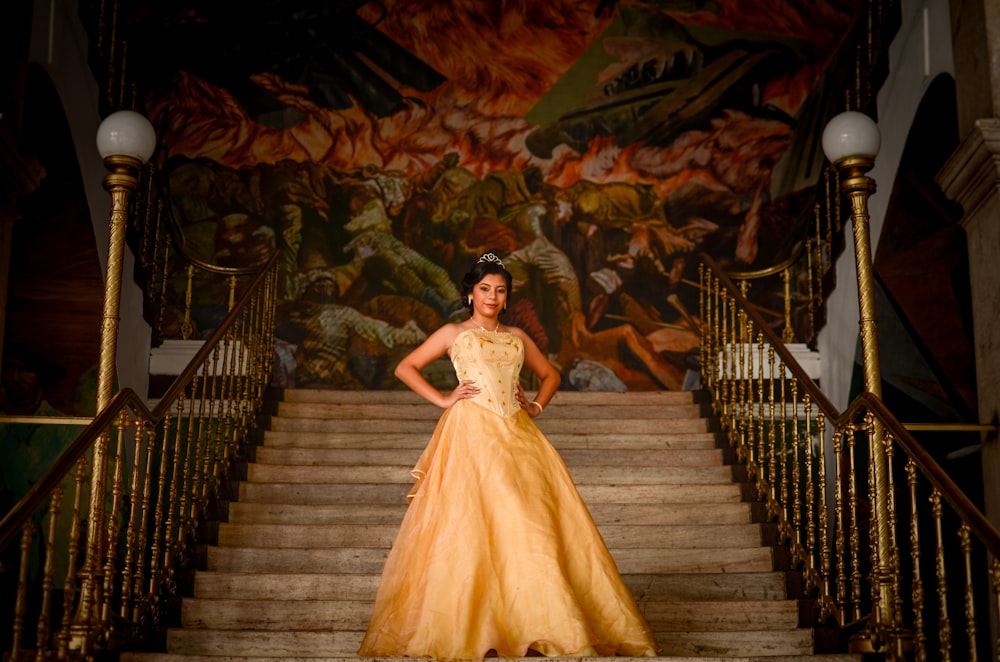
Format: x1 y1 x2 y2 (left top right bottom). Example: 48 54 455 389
27 0 151 401
818 0 956 412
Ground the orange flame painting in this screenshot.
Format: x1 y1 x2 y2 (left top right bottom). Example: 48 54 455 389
131 0 862 391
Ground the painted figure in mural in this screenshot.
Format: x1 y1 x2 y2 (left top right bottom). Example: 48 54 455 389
492 202 692 390
275 272 427 389
343 196 465 320
358 252 657 659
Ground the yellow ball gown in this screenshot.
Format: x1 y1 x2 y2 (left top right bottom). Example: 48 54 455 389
358 329 657 659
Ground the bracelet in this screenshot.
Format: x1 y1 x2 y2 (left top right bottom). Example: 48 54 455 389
530 400 543 414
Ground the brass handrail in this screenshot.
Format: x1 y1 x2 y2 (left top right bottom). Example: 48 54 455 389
0 253 279 659
134 160 280 341
700 252 1000 659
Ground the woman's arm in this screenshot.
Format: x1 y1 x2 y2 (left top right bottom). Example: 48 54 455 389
394 324 479 409
516 328 561 417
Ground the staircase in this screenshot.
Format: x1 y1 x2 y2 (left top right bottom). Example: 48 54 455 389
122 389 859 661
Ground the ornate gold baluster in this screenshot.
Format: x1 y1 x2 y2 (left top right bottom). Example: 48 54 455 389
101 410 131 633
958 524 977 661
714 275 722 401
728 297 738 443
848 425 861 622
804 395 816 577
817 412 832 619
121 417 147 618
782 267 795 343
149 413 172 588
931 489 951 660
699 264 708 394
835 427 848 614
35 489 63 659
883 432 903 631
12 524 35 657
164 396 187 576
767 343 778 518
906 460 926 661
755 333 765 489
132 425 156 621
791 379 802 552
779 369 789 531
181 263 196 340
57 457 88 657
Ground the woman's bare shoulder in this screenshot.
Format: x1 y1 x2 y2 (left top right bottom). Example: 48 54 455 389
429 321 469 350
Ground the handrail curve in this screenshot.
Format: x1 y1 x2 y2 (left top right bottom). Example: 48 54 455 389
0 253 280 659
701 251 1000 659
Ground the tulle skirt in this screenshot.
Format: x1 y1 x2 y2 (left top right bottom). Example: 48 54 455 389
358 399 657 659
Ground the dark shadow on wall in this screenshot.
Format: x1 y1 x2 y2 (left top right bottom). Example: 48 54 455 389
872 74 973 428
4 64 104 417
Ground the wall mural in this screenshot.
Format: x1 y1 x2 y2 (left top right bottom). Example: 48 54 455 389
131 0 862 391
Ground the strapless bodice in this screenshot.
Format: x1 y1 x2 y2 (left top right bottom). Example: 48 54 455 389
451 328 524 418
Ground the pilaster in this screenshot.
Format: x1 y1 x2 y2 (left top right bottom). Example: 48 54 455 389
937 118 1000 534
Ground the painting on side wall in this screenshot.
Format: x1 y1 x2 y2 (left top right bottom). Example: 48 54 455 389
129 0 863 391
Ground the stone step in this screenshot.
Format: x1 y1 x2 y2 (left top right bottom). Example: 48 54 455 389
237 482 747 506
214 522 766 550
278 389 701 406
157 628 819 658
262 430 722 450
152 389 844 660
191 571 791 602
268 416 710 435
252 446 725 467
243 463 736 485
225 501 754 526
177 598 802 632
654 630 817 658
123 655 861 662
275 401 706 421
205 546 776 576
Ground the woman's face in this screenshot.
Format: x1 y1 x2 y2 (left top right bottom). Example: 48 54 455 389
470 274 508 316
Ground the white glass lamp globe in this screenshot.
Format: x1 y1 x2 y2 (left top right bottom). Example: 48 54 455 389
96 110 156 163
821 111 880 164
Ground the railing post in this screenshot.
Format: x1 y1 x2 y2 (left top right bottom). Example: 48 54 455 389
823 111 909 656
72 111 155 652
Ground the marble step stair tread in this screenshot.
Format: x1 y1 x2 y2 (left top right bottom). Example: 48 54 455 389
252 447 725 467
268 417 710 435
205 546 776 576
278 389 701 406
225 501 755 526
275 402 706 420
121 655 861 662
262 430 722 450
215 522 767 549
177 598 803 632
237 482 748 506
244 463 736 485
191 571 792 602
157 628 818 658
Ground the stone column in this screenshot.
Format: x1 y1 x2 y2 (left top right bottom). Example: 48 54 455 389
938 119 1000 523
948 0 1000 134
937 119 1000 656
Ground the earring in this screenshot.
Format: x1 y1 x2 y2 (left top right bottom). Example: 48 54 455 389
467 298 472 306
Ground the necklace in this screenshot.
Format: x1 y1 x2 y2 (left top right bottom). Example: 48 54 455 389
472 319 500 332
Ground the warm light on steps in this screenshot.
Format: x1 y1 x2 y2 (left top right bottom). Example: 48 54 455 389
120 389 851 660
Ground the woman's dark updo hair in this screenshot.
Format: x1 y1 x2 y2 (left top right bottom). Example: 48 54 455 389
461 251 513 312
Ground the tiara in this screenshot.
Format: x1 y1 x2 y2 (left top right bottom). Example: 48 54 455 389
478 252 504 267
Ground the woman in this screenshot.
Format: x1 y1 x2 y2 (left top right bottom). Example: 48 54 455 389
358 251 657 659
